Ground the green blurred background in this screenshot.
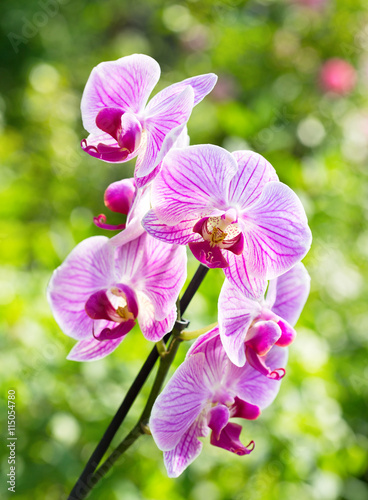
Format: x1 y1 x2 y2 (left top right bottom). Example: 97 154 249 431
1 0 368 498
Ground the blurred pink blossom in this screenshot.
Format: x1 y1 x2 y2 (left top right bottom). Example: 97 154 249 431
319 58 357 95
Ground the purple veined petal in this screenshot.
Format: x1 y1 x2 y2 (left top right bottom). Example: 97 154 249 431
186 326 221 358
218 279 261 367
245 320 282 356
67 335 124 362
81 54 161 135
136 292 176 341
150 144 238 225
163 415 209 478
150 353 211 451
146 74 217 113
229 345 288 409
47 236 116 340
224 252 268 300
116 232 187 320
275 319 296 347
187 330 232 390
173 124 190 148
210 422 255 456
134 125 191 189
229 150 279 209
207 404 230 440
265 262 311 326
142 209 201 246
240 181 312 280
109 187 149 248
135 87 195 181
134 122 187 188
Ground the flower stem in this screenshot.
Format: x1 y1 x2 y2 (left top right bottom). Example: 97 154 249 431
67 264 208 500
85 335 183 492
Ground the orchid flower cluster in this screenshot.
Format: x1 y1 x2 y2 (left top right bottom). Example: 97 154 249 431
48 54 312 479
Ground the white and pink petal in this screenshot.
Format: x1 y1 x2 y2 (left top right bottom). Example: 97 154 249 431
229 151 278 209
150 354 211 451
218 279 261 366
265 262 311 326
151 145 238 225
67 335 124 361
47 236 116 340
240 182 312 280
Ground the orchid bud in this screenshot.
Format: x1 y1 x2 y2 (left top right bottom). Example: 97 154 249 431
104 178 136 215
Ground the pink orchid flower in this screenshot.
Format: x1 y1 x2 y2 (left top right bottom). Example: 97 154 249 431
218 263 310 378
81 54 216 187
150 328 287 477
47 233 187 361
143 145 312 299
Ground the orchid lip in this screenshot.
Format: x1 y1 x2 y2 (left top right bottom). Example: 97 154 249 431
85 285 139 324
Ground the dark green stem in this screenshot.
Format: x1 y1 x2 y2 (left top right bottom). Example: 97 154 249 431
73 335 183 498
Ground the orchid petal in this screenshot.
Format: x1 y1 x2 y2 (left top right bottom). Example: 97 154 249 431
150 353 210 451
134 125 190 189
241 182 312 280
186 327 221 357
81 54 160 134
67 336 124 361
47 236 115 340
230 346 288 409
187 330 232 389
224 252 267 300
229 150 278 208
116 233 187 320
266 262 311 326
218 279 261 366
135 87 194 181
151 145 238 225
142 209 201 246
136 293 176 342
163 416 209 478
146 73 217 111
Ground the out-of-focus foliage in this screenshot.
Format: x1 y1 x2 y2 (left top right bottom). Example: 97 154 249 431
1 0 368 498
